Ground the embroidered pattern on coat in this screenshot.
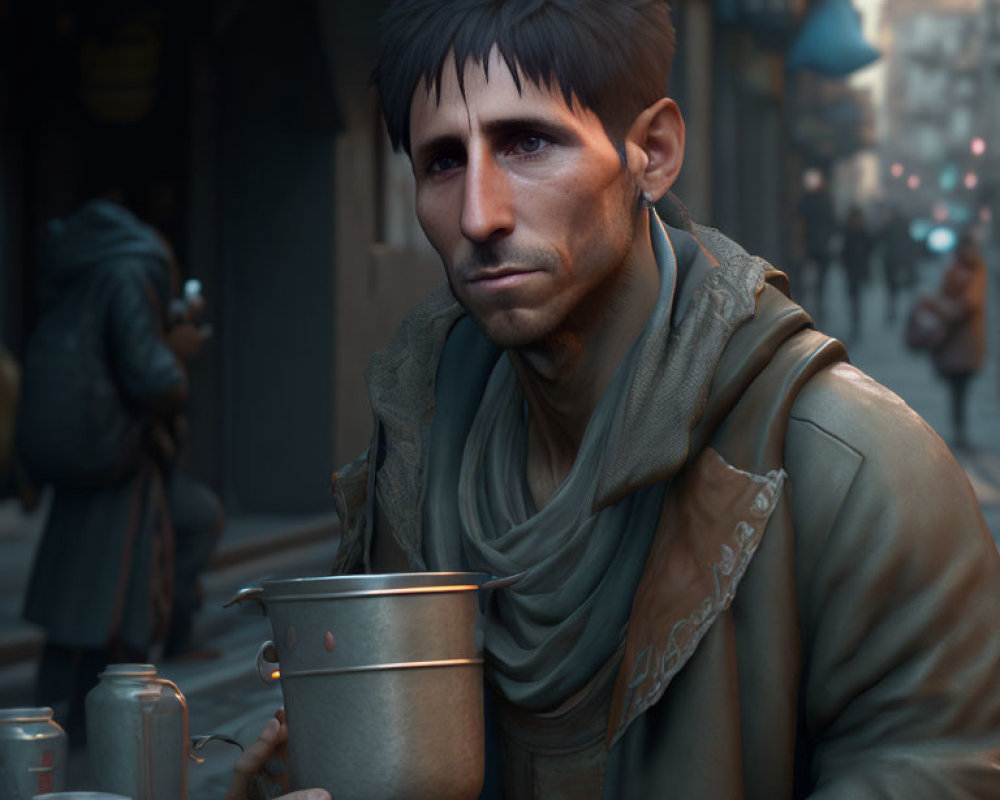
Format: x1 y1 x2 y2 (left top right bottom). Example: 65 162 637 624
609 463 785 748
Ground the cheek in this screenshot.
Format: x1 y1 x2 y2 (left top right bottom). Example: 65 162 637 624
415 195 449 254
414 192 436 239
563 163 630 228
565 170 633 249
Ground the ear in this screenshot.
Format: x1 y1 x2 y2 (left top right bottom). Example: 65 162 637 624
623 98 685 202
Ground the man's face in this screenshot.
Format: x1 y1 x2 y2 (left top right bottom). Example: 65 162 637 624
409 49 639 349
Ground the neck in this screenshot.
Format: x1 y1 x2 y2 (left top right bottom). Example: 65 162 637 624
510 216 661 508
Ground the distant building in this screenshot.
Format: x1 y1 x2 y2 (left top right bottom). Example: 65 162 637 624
879 0 983 222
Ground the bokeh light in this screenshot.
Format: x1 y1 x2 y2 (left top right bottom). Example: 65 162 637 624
926 226 958 253
910 219 933 241
939 164 960 192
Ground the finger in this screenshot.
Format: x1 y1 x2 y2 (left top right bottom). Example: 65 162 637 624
225 719 279 799
228 723 284 800
232 717 282 778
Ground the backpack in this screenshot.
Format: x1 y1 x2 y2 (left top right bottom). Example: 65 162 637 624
15 294 145 490
904 296 948 353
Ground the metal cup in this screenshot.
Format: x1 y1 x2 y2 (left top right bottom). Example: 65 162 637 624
227 572 509 800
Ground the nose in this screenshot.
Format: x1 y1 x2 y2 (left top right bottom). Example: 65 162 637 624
460 150 514 243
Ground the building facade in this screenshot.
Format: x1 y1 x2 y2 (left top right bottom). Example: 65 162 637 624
878 0 984 225
0 0 854 514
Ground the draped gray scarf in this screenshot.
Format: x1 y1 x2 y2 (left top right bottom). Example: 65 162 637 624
425 212 691 711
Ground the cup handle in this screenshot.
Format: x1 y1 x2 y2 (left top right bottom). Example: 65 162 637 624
189 733 246 763
223 585 267 616
256 640 280 684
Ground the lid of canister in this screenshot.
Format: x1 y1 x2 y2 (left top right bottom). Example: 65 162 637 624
0 707 54 722
34 794 132 800
98 663 157 679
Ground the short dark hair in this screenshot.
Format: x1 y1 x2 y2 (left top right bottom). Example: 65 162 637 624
374 0 676 155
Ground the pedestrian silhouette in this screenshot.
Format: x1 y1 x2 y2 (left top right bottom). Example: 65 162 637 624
927 232 987 451
840 204 873 342
877 205 917 327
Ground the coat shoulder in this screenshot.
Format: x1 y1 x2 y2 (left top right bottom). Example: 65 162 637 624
789 362 942 456
787 361 976 520
785 362 995 587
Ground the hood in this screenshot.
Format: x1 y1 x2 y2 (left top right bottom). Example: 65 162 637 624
42 199 172 297
591 222 804 509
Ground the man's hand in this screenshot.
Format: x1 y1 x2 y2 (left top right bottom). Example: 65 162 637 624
224 709 330 800
166 321 212 360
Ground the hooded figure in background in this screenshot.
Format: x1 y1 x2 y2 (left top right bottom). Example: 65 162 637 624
16 198 222 746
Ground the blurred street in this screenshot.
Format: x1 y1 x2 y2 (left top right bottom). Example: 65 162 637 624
0 0 997 797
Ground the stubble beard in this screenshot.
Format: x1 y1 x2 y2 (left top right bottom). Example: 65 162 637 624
444 186 642 352
445 241 564 350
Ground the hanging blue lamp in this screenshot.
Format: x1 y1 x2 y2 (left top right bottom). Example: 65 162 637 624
786 0 881 77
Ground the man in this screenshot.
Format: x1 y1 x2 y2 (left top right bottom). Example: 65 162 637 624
839 204 873 343
877 204 918 326
17 197 222 745
228 1 1000 798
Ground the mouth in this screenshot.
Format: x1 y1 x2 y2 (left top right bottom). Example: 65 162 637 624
465 264 547 291
467 266 539 283
464 268 543 296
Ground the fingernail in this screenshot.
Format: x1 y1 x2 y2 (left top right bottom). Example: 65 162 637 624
266 717 280 731
306 791 330 800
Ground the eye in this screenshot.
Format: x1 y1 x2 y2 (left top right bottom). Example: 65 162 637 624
426 152 464 176
510 134 550 156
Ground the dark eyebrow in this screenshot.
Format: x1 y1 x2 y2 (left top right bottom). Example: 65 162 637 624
412 116 580 165
480 116 579 144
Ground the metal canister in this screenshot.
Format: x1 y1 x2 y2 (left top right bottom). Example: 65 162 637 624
85 664 188 800
0 707 66 799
